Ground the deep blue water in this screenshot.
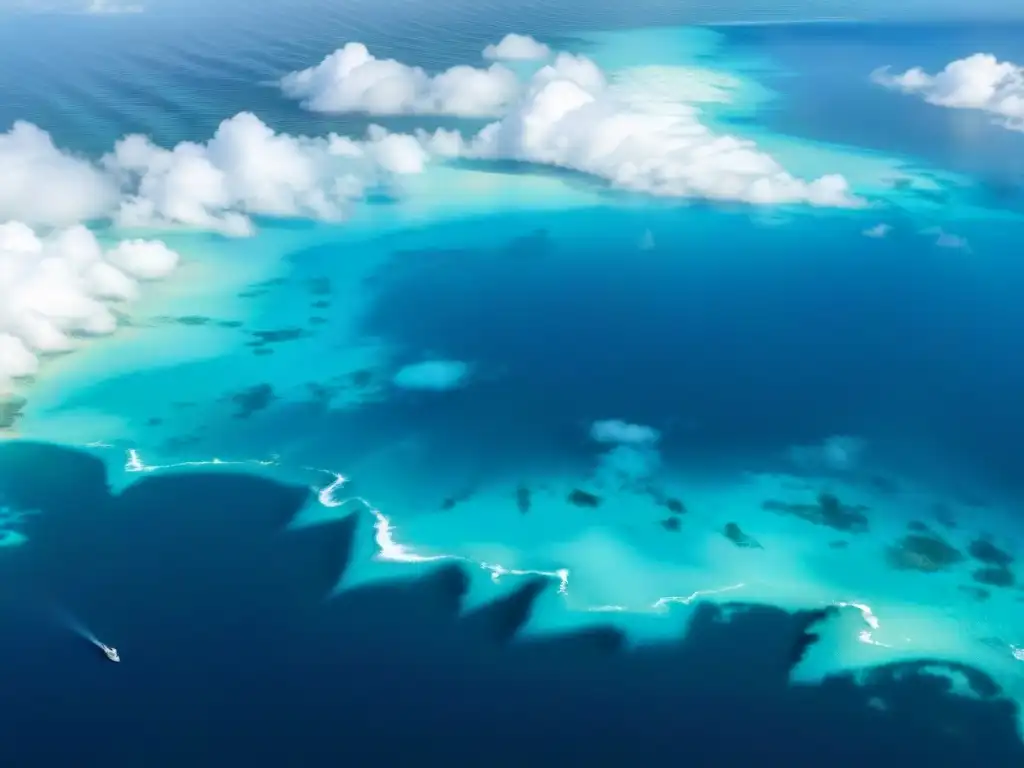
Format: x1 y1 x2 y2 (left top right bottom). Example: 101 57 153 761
715 21 1024 187
3 7 1024 765
2 441 1022 765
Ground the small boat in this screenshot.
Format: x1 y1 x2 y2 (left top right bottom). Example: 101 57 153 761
99 643 120 663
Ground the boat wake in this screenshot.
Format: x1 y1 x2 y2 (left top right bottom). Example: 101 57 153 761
53 606 105 649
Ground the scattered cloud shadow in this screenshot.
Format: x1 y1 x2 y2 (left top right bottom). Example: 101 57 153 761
0 440 1020 765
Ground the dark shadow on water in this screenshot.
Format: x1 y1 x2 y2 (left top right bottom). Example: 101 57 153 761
0 440 1021 766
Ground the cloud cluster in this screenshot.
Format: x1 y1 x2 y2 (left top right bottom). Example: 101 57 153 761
279 42 521 118
872 53 1024 131
1 113 428 236
0 121 119 228
277 38 858 207
105 112 429 235
0 221 179 387
482 34 551 62
426 52 859 207
393 360 470 391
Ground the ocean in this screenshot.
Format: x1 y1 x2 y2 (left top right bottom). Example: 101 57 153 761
2 4 1024 765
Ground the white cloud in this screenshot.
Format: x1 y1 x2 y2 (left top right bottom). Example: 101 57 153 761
105 111 429 235
482 34 551 62
393 360 470 391
1 112 428 237
590 419 660 445
106 239 179 279
3 39 861 250
425 53 860 207
0 121 119 228
863 223 891 238
872 53 1024 131
0 221 180 389
279 42 520 118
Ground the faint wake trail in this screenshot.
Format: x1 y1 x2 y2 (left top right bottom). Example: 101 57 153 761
53 606 103 648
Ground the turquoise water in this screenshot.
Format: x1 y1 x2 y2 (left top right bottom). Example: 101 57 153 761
3 9 1024 763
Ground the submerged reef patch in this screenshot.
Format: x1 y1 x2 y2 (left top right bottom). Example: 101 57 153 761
302 369 379 409
515 485 531 514
440 487 474 512
567 489 601 508
238 277 288 299
886 532 964 572
644 485 686 514
230 383 278 419
722 522 762 549
959 585 991 602
250 328 309 345
968 538 1014 568
247 328 310 356
762 491 868 532
0 395 27 430
966 538 1015 587
973 566 1015 588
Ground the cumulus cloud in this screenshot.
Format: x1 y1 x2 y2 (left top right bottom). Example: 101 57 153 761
0 221 180 388
2 113 428 236
277 39 857 207
393 360 470 391
863 223 891 238
0 121 119 228
426 52 860 207
279 42 520 118
872 53 1024 131
5 38 861 246
590 419 660 445
106 112 433 235
482 34 551 61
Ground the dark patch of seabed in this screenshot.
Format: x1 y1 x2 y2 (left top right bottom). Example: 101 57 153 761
0 441 1022 766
